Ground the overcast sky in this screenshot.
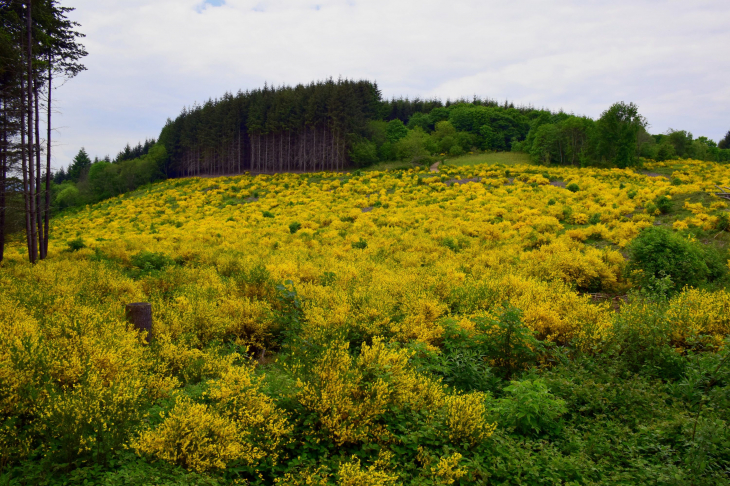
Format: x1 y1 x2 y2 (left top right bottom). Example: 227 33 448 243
53 0 730 169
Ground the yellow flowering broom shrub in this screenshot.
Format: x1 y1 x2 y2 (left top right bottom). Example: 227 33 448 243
1 158 729 478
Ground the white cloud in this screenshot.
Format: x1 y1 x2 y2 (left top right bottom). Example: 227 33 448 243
52 0 730 167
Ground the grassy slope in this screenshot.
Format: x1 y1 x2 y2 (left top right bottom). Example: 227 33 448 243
363 152 531 172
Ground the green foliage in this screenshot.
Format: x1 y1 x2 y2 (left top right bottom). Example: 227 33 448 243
588 213 601 225
607 300 687 379
667 129 693 158
498 379 567 436
560 205 573 222
130 251 174 272
595 101 646 168
440 236 461 252
625 227 727 292
67 237 86 252
288 221 301 234
351 238 367 249
719 130 730 150
54 144 166 211
406 112 432 131
566 182 579 192
349 140 379 167
395 127 433 164
262 211 275 218
655 194 672 214
448 144 464 156
55 184 81 209
67 148 92 182
385 119 408 143
717 212 730 231
377 141 397 162
447 306 551 384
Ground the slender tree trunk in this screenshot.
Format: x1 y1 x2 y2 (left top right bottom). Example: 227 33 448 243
34 78 45 258
26 1 37 263
0 99 6 263
20 35 31 262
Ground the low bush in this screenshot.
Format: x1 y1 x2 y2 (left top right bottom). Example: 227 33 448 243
625 226 727 292
130 251 174 272
67 237 86 251
498 379 567 436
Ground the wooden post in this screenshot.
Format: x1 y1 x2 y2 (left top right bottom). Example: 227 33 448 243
126 302 153 343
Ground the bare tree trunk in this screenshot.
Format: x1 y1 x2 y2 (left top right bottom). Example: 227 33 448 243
0 98 6 263
34 78 45 258
20 25 32 262
26 2 37 263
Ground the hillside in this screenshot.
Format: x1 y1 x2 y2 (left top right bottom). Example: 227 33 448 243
1 159 730 484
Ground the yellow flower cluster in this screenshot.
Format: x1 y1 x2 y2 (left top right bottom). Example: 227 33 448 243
134 358 291 472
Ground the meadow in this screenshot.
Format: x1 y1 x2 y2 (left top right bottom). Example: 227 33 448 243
1 159 730 485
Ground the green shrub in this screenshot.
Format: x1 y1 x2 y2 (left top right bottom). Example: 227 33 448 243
716 212 730 231
289 222 301 234
441 236 460 252
130 251 173 272
349 140 379 167
262 211 274 218
498 379 567 436
448 144 464 156
67 238 86 252
606 300 686 380
351 238 368 249
56 184 81 209
449 306 550 382
655 195 672 214
566 183 580 192
561 206 573 222
588 213 601 225
547 198 556 206
625 227 726 291
627 188 637 199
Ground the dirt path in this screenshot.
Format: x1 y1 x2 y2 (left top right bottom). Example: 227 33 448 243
430 161 441 172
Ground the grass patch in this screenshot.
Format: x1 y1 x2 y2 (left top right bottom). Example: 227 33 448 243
444 151 532 167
